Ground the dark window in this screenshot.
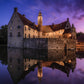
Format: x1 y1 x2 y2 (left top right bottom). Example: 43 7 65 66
33 35 35 38
17 25 21 29
17 59 20 64
18 32 21 37
25 65 26 69
10 32 12 37
29 34 30 38
9 58 12 63
29 27 30 30
17 66 20 70
11 21 13 24
25 34 26 38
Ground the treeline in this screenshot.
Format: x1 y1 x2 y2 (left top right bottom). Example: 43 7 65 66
0 25 8 45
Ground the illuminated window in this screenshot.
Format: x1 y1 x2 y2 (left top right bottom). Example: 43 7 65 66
10 27 12 30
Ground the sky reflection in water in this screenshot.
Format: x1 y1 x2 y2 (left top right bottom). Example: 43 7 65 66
0 47 84 84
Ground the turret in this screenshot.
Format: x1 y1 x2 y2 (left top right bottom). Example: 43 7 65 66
71 24 76 39
38 11 43 27
72 24 76 32
67 18 69 22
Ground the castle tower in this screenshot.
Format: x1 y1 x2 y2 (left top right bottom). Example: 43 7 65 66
71 24 76 39
38 11 43 31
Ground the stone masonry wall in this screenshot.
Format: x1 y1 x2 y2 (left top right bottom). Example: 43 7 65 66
24 38 76 49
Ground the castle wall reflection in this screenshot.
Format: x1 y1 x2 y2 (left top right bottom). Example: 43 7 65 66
0 46 84 84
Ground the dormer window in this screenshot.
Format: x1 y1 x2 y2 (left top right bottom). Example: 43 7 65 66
17 25 21 29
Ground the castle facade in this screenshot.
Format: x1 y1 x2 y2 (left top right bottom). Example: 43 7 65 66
8 8 76 49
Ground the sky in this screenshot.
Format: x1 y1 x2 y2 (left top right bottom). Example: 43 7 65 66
0 0 84 32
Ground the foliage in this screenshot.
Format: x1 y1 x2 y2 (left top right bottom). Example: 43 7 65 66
0 25 8 44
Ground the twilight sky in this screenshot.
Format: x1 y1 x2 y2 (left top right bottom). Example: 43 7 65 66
0 0 84 32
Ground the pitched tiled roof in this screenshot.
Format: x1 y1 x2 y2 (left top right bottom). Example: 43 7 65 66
17 12 38 30
51 21 67 31
42 21 68 33
17 12 71 33
42 25 53 33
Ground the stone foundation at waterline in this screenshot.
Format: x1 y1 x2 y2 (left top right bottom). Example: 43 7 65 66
23 38 76 50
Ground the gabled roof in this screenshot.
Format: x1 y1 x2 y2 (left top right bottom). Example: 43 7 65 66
17 12 71 33
17 12 38 30
51 21 67 31
42 21 68 33
42 25 53 33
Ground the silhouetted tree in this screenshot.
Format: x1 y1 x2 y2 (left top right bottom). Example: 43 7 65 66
0 25 8 44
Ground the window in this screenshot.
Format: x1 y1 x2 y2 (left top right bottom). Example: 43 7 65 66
11 21 13 24
18 32 21 37
33 35 35 38
29 27 30 30
17 25 21 29
10 32 12 37
25 34 26 38
17 59 20 64
9 58 12 63
25 27 26 31
10 27 12 30
29 34 30 38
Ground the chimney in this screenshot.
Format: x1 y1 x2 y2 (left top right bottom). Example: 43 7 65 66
72 24 74 28
23 14 25 17
14 7 18 12
67 18 69 22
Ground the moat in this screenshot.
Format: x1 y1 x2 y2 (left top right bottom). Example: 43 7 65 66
0 46 84 84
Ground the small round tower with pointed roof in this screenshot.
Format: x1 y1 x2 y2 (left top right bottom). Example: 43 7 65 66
38 11 43 28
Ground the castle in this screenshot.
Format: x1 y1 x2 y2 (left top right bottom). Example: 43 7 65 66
8 8 76 49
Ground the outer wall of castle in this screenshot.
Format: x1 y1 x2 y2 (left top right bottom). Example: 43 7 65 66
23 38 76 50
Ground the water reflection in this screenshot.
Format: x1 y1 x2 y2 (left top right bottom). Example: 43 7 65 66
7 48 76 84
0 46 7 65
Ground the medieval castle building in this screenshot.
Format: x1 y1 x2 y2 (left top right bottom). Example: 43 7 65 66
8 8 76 49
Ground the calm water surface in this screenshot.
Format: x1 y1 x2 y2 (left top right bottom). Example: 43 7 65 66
0 46 84 84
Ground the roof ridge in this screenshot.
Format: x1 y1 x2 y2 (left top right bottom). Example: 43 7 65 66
17 12 33 24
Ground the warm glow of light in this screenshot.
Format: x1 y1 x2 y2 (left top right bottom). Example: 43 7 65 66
69 34 71 37
68 60 71 63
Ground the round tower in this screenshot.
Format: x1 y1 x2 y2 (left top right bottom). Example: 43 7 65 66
38 11 43 28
